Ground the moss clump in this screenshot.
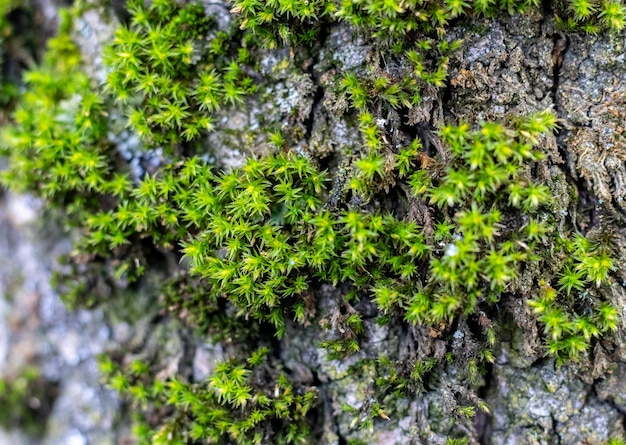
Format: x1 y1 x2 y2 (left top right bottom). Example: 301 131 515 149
72 109 605 365
98 349 317 445
229 0 626 49
0 13 150 286
0 12 110 205
529 235 617 363
1 28 619 429
0 367 58 438
230 0 335 48
105 0 257 148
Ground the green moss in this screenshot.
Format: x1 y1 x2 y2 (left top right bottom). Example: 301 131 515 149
105 0 257 148
529 235 617 363
229 0 626 49
334 39 460 142
445 439 470 445
0 13 109 201
0 367 58 438
98 350 317 445
1 0 624 442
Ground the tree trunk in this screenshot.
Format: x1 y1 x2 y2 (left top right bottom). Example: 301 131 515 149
1 1 626 445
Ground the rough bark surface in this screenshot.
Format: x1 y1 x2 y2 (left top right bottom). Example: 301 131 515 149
3 1 626 445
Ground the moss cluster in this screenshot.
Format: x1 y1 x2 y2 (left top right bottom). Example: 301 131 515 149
0 11 110 209
98 349 317 445
0 367 58 438
529 235 617 363
231 0 626 45
105 0 257 148
1 0 625 441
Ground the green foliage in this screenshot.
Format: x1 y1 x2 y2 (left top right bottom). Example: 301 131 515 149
335 0 540 39
0 18 154 283
0 12 111 211
401 113 556 326
337 38 460 138
71 117 569 347
336 0 626 35
230 0 335 48
529 235 617 363
105 0 256 147
229 0 624 52
0 367 57 437
555 0 626 33
4 38 617 365
445 439 470 445
98 353 317 445
2 0 625 441
176 152 327 336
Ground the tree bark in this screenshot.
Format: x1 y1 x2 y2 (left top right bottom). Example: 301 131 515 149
1 2 626 445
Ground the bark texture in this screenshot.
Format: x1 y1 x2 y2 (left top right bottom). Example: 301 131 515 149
2 1 626 445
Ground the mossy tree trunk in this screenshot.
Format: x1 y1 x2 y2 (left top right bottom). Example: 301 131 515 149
2 0 626 444
286 12 626 444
